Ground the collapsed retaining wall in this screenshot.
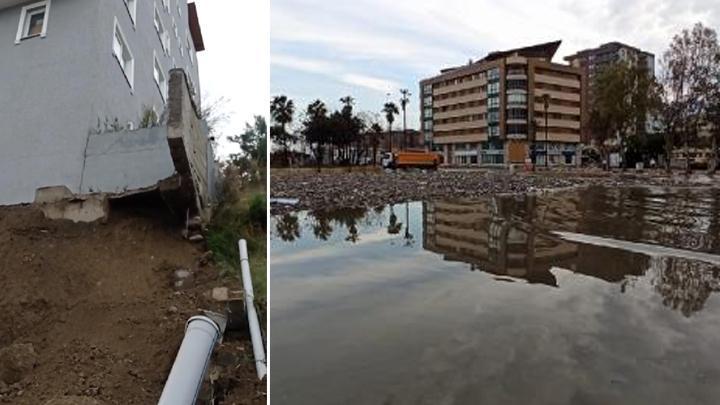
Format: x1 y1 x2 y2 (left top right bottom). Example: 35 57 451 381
14 69 216 223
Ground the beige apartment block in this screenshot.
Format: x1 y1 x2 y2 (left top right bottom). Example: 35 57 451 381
565 42 655 144
420 41 583 167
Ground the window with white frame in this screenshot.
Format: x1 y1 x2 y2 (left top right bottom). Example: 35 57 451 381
153 52 167 101
123 0 136 25
112 17 134 89
187 34 194 65
154 6 168 52
15 1 51 44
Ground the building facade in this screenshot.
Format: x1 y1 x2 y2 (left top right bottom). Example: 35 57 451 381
0 0 204 205
564 42 655 143
420 41 583 167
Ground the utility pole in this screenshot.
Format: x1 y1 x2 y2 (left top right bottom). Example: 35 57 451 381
400 89 411 150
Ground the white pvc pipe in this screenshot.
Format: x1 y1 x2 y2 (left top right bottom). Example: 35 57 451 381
239 239 267 380
158 315 222 405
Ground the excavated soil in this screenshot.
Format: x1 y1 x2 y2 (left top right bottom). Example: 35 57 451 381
0 201 265 404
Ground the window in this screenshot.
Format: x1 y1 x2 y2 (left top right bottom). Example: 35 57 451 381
15 1 51 44
487 111 499 123
112 18 134 89
423 96 432 107
507 94 527 105
507 108 527 120
487 68 500 81
488 96 499 109
154 6 169 52
487 82 500 95
423 84 432 95
424 108 432 118
187 34 194 65
507 124 527 135
153 52 167 101
123 0 136 25
423 121 433 131
488 125 500 137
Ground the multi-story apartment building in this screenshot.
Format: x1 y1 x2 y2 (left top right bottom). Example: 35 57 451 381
0 0 204 206
420 41 583 167
564 42 655 143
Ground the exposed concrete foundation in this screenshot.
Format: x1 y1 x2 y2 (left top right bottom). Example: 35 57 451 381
35 186 109 223
22 69 215 224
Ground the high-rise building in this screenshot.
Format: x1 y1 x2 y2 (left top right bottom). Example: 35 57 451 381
564 42 655 143
419 41 583 167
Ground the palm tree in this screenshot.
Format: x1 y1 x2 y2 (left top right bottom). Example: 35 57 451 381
340 96 355 109
383 102 399 152
270 95 295 166
399 89 411 149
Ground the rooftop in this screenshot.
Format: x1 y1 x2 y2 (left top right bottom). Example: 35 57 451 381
564 41 654 61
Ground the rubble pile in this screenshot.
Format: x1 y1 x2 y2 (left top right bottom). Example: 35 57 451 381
271 168 720 214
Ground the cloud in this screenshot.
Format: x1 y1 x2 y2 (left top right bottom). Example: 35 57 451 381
272 0 720 131
340 74 400 94
272 54 335 75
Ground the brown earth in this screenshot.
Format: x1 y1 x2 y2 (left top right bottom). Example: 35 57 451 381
0 201 265 404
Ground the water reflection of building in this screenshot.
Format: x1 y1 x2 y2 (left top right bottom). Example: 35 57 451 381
423 197 578 286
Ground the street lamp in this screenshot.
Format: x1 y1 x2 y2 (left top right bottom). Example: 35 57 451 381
400 89 411 150
542 93 550 168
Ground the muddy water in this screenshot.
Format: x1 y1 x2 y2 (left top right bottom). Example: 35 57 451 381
271 186 720 405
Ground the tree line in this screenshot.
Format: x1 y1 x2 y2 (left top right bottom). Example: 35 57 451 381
269 90 413 167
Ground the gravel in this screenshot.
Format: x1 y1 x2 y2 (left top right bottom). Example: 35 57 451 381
270 168 720 215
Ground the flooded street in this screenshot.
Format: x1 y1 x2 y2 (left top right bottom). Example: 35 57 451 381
270 186 720 405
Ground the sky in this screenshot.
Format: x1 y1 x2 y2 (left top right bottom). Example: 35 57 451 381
195 0 269 158
271 0 720 132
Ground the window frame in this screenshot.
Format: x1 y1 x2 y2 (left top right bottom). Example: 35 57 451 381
186 34 194 65
154 5 168 53
15 0 52 44
153 51 168 102
112 17 135 90
123 0 136 26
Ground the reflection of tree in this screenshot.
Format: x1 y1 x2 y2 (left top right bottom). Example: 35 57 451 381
345 223 359 243
276 213 301 242
307 207 368 242
312 214 333 241
387 206 403 235
650 256 720 317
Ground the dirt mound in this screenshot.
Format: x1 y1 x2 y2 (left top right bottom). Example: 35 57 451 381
0 205 264 404
0 344 38 385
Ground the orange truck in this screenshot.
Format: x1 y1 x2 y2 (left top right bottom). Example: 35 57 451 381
381 150 443 169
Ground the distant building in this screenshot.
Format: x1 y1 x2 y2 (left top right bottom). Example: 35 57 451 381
0 0 205 206
564 42 656 143
420 41 583 167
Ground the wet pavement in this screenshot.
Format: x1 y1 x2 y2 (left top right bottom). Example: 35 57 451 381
271 186 720 405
